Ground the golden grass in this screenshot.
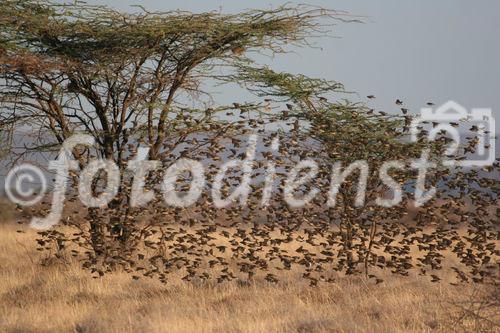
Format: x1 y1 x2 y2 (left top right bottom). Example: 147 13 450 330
0 198 16 222
0 221 498 333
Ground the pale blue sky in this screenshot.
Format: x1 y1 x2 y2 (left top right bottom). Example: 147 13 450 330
82 0 500 132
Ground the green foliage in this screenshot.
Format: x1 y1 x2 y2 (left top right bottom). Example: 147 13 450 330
0 1 353 68
228 62 345 103
228 63 435 164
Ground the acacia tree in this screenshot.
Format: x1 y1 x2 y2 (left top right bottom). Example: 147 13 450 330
0 1 350 260
0 0 345 160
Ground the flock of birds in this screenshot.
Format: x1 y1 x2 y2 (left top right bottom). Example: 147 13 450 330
34 97 499 287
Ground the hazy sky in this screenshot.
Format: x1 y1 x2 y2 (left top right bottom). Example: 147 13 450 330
82 0 500 132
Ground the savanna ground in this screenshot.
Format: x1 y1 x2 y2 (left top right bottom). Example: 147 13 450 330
0 199 498 333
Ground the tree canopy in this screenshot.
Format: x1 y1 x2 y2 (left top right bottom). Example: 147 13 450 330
0 0 356 160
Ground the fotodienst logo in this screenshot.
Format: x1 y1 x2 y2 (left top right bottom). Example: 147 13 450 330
410 101 496 167
3 101 495 230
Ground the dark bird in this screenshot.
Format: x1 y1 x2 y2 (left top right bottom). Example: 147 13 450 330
430 274 441 282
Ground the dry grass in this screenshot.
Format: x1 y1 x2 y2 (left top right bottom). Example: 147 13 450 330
0 198 16 222
0 220 498 333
